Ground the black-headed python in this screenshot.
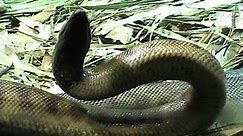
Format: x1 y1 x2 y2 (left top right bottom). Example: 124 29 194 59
0 9 242 136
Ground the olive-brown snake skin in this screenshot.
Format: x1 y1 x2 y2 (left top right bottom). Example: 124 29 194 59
1 9 242 136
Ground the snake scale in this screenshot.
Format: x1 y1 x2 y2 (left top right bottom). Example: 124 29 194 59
0 9 242 136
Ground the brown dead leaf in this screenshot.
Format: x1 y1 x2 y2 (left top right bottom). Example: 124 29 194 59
31 5 56 23
106 25 133 44
41 53 52 71
18 16 51 40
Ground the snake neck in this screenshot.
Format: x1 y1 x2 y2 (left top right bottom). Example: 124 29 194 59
53 10 91 91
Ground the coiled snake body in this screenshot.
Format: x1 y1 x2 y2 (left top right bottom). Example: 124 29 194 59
0 9 235 136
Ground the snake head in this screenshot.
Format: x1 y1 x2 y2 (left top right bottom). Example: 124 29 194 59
53 9 91 90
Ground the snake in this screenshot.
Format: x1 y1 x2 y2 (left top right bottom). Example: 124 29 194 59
0 9 242 136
